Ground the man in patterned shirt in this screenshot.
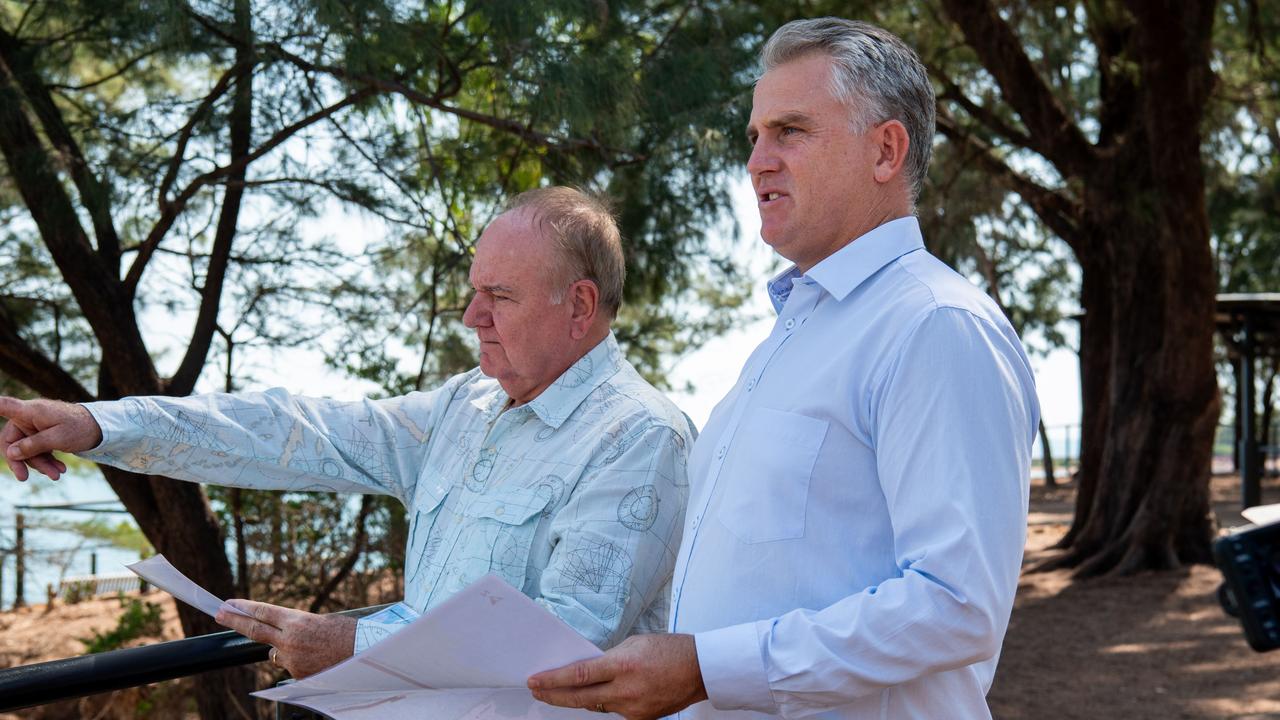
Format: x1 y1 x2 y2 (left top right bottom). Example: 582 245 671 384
0 186 693 679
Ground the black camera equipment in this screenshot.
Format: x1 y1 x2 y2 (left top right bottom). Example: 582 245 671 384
1215 520 1280 652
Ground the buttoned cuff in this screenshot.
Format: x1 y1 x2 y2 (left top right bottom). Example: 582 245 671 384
694 621 778 714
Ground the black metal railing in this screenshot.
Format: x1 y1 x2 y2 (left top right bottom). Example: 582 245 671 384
0 603 390 713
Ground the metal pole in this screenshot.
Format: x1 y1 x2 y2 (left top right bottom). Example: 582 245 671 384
0 603 390 712
1242 317 1261 508
14 513 24 609
90 551 97 576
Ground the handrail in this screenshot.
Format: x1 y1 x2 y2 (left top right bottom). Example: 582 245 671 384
0 603 391 712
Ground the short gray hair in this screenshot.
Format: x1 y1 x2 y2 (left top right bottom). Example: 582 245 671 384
506 186 626 318
761 17 936 203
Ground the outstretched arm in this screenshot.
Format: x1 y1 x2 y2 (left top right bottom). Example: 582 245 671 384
0 397 102 480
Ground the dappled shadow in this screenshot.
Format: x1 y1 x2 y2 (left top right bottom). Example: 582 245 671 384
989 475 1280 719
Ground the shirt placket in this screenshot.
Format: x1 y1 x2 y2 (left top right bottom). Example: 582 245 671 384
670 281 822 627
426 401 523 605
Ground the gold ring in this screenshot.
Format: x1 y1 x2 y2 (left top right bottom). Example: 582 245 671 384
595 703 606 713
269 647 282 667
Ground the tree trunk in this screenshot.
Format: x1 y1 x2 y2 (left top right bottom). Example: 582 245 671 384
1038 417 1057 488
98 466 264 717
1042 130 1219 576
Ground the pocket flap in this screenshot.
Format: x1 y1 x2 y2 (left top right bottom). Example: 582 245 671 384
462 489 551 525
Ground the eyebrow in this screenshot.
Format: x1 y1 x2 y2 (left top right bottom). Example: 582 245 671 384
746 111 814 138
478 283 517 296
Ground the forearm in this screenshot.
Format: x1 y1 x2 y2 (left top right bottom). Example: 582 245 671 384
79 389 430 498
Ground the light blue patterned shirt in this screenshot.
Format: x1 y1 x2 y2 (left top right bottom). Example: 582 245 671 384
80 334 692 653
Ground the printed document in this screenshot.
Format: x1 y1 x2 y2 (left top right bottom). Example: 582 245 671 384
252 573 608 718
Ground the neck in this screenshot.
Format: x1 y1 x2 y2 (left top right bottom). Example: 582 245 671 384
506 325 611 408
798 195 912 274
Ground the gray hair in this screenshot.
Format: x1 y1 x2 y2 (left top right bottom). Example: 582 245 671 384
506 186 626 318
761 17 936 203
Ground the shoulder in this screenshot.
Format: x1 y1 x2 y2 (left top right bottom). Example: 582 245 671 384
589 362 696 442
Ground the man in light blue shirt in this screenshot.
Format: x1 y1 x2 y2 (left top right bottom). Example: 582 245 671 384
529 18 1039 720
0 187 693 680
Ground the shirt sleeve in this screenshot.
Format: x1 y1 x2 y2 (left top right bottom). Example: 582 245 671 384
696 307 1038 716
78 383 458 505
534 420 690 649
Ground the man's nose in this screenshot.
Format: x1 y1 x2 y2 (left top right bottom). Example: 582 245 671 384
463 293 488 328
746 136 779 178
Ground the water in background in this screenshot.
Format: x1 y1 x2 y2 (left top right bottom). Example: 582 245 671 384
0 467 142 610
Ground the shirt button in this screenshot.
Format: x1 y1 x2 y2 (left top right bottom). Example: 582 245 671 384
716 446 726 459
746 378 756 391
494 506 504 516
785 318 796 330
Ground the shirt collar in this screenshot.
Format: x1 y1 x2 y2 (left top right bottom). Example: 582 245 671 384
765 216 924 313
470 333 626 429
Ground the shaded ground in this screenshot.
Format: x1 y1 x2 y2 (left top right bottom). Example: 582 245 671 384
3 475 1280 718
989 473 1280 719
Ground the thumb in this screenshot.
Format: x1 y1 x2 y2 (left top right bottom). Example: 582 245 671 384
9 426 79 460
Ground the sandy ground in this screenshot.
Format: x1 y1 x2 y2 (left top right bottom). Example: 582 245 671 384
989 474 1280 719
3 475 1280 719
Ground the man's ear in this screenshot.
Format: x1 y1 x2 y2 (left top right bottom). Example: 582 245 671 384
568 279 599 340
872 120 910 184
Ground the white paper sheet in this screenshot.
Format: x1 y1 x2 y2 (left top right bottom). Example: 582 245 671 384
125 554 253 619
252 574 611 719
1243 503 1280 526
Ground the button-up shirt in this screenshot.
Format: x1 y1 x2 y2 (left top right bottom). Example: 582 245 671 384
672 217 1038 720
81 334 693 652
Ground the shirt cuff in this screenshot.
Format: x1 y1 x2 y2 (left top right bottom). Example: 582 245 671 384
694 621 778 714
78 401 124 457
353 602 420 653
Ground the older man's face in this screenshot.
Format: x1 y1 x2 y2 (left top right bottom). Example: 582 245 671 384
462 209 578 405
747 53 881 272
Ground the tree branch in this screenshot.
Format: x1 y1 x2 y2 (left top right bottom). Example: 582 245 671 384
0 43 158 395
125 86 376 297
167 0 255 397
930 67 1035 151
0 305 93 402
936 109 1082 250
154 61 246 220
0 25 123 270
939 0 1096 179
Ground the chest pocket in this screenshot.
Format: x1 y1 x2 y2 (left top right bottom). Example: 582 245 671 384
442 488 553 594
717 407 828 544
404 482 451 597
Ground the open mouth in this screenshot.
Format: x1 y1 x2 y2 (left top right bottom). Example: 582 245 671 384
759 191 785 203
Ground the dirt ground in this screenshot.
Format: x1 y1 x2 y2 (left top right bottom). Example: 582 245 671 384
3 475 1280 719
989 474 1280 719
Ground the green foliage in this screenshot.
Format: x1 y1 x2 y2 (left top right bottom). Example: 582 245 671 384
80 594 164 653
45 517 152 555
62 579 97 604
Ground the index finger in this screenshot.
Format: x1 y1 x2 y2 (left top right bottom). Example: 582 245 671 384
528 655 615 690
216 599 285 642
0 397 28 420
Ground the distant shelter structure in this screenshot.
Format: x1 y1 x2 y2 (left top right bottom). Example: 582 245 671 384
1216 293 1280 509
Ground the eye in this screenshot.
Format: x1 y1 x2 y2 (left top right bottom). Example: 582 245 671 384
780 126 800 137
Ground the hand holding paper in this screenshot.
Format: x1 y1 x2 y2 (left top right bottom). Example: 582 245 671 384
126 554 252 619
